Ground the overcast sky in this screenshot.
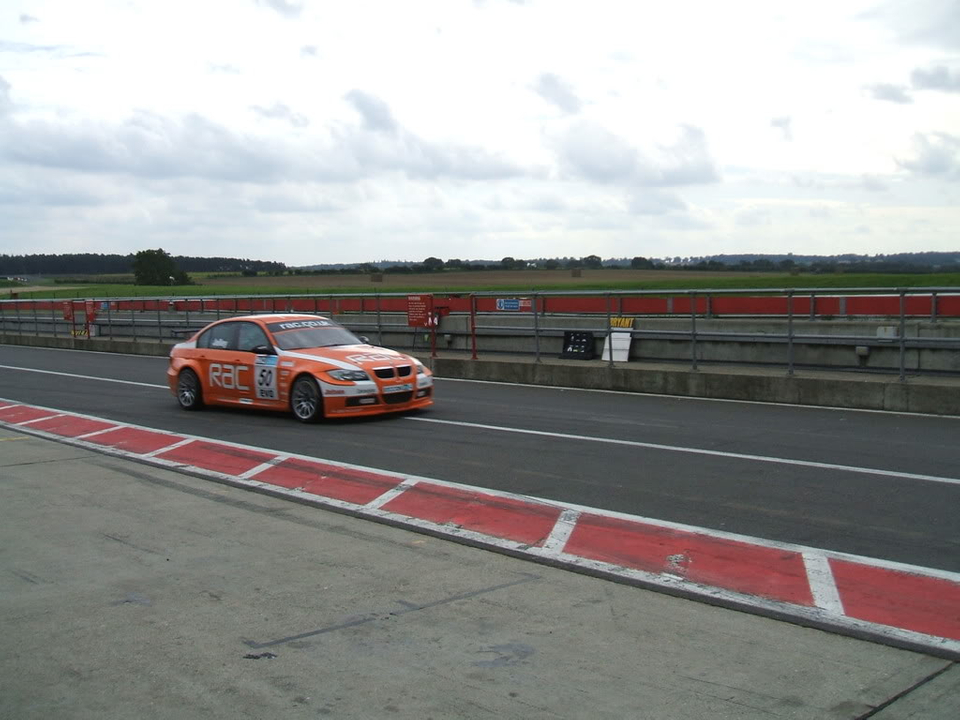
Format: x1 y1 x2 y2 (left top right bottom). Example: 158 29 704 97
1 0 958 266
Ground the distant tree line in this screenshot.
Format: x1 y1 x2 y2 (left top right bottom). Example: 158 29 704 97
298 251 960 275
3 250 958 280
0 253 287 277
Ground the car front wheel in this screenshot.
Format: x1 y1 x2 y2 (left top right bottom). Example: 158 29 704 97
177 368 203 411
290 376 323 423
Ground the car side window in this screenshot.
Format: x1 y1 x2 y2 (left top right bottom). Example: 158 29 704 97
236 322 270 353
197 322 237 351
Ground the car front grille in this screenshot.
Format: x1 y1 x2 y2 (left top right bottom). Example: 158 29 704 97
373 367 395 379
397 365 412 377
383 391 414 405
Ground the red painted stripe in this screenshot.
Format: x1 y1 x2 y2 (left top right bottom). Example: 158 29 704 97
565 514 815 606
87 427 186 454
255 457 403 505
831 559 960 641
0 405 60 424
381 482 562 546
155 440 275 475
27 415 117 438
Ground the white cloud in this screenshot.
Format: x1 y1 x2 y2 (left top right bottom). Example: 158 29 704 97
558 122 718 187
897 132 960 179
866 83 913 103
251 102 309 128
534 73 582 114
771 116 793 141
256 0 304 19
911 65 960 92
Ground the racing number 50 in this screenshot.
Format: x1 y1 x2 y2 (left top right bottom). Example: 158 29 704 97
257 367 277 399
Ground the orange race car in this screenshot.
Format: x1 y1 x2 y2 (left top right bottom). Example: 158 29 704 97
167 314 433 422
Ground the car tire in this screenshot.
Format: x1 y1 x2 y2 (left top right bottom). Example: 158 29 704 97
290 375 323 423
177 368 204 411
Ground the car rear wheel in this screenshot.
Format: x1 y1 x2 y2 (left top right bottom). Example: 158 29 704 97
291 376 323 423
177 368 203 411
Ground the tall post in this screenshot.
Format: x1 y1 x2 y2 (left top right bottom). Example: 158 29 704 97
376 295 383 345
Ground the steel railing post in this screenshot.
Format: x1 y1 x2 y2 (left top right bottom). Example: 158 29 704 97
899 289 906 382
690 292 698 371
605 293 614 368
376 295 383 345
470 294 478 360
533 293 541 363
787 290 794 376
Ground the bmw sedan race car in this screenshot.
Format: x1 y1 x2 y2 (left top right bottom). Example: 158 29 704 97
167 314 433 422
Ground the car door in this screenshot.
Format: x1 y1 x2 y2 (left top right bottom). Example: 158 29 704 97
195 321 250 405
235 321 280 407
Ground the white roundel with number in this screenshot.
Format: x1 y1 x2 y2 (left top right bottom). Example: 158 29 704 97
255 356 279 400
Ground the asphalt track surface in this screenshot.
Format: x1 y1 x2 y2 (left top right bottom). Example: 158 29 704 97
2 344 959 574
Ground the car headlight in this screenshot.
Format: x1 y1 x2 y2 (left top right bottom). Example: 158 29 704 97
328 369 371 382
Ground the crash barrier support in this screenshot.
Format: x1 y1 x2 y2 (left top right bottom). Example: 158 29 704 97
2 287 960 379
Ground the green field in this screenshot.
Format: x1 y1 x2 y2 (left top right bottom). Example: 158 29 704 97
5 270 960 300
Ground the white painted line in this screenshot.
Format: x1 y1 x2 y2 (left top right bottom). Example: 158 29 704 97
15 413 65 426
435 377 960 420
0 344 172 360
75 426 123 439
540 509 581 556
363 479 419 510
0 364 167 389
407 416 960 488
803 553 845 616
142 438 195 458
240 455 288 480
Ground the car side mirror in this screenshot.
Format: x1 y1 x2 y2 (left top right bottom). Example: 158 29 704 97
252 344 276 355
359 336 370 344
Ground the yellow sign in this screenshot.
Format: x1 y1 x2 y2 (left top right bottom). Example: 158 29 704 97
610 317 634 328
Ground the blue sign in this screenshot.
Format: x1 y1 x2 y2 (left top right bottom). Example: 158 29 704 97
496 298 521 311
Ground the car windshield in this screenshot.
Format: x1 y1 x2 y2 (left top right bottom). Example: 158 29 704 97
266 319 362 350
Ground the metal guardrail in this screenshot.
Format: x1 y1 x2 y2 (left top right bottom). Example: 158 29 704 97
2 287 959 380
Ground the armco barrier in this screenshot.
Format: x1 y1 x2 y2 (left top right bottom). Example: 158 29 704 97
2 288 960 381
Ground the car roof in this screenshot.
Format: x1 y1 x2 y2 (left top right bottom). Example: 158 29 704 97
219 314 332 324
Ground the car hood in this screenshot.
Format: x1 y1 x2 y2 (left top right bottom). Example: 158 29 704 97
276 344 419 372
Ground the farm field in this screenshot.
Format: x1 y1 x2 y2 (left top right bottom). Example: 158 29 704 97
5 269 960 299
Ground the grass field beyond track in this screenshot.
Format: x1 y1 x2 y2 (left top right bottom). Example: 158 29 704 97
5 269 960 300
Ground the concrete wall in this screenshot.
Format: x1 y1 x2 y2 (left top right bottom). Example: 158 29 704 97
3 332 959 415
433 356 960 416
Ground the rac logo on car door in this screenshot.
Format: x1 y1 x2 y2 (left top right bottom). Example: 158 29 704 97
209 363 250 391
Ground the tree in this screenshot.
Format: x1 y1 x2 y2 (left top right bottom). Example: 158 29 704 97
500 256 518 270
544 259 560 270
630 256 654 269
133 248 189 285
581 254 603 269
422 256 444 272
